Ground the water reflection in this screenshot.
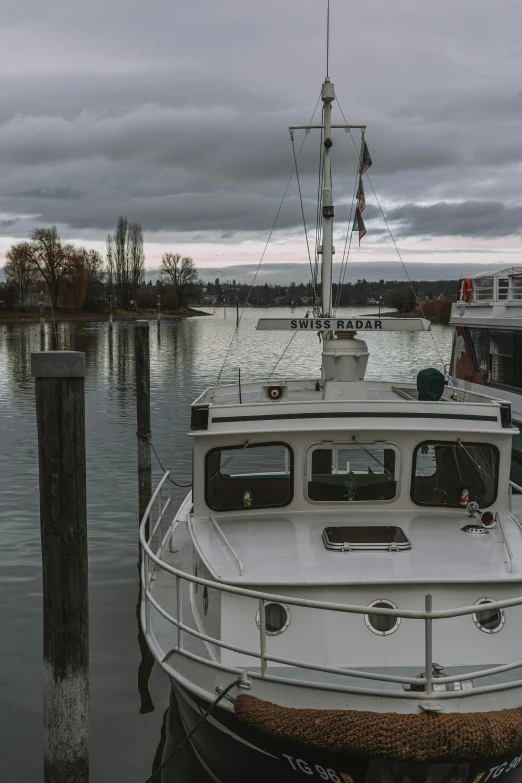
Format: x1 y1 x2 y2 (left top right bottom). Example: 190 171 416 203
0 308 453 781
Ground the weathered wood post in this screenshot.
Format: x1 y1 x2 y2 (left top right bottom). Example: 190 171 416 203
31 350 89 783
157 294 161 325
109 295 113 330
39 301 45 335
135 320 152 526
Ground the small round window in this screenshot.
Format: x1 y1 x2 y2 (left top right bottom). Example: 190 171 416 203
473 598 504 634
365 599 400 636
256 602 290 636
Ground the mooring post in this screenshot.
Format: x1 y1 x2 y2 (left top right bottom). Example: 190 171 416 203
39 301 45 335
135 320 152 527
157 294 161 325
109 295 113 330
236 297 239 328
31 350 89 783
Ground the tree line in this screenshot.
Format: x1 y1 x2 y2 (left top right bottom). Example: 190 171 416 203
205 277 458 308
1 219 201 311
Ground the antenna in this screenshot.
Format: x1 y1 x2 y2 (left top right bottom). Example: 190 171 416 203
326 0 330 77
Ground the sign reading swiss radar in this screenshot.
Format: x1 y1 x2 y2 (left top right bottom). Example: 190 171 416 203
256 318 430 332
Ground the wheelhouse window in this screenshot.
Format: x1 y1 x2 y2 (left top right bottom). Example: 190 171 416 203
467 328 522 389
412 441 499 508
206 442 293 511
474 277 494 301
307 442 398 502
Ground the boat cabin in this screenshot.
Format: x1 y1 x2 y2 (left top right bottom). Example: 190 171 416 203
450 267 522 453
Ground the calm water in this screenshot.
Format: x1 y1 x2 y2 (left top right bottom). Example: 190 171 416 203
0 307 452 781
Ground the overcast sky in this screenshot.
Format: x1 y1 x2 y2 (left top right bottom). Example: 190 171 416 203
1 0 521 281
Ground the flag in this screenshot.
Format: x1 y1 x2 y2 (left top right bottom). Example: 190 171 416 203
352 207 366 245
356 176 365 212
360 141 372 174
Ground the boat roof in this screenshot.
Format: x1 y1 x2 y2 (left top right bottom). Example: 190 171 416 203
191 379 512 437
470 266 522 279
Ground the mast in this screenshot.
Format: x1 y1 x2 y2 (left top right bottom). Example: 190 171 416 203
320 77 335 316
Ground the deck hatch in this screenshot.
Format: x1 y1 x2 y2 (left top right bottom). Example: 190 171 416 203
322 525 411 551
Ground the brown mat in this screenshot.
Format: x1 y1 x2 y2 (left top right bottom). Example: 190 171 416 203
235 694 522 762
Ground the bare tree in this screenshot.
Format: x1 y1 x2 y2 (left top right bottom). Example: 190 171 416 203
4 242 37 302
106 233 115 299
114 216 130 303
28 227 75 309
68 248 105 308
161 253 199 306
128 222 145 294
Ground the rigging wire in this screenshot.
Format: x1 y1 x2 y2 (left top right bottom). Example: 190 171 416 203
335 99 454 384
313 109 324 311
333 134 362 314
210 94 322 398
266 331 298 381
291 131 318 298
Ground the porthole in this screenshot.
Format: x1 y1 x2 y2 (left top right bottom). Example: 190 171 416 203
203 586 209 615
473 598 504 634
256 602 290 636
365 599 400 636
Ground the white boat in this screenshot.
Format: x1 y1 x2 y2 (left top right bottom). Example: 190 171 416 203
140 20 522 783
449 268 522 457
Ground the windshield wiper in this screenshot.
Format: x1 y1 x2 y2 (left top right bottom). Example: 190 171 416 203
351 436 391 474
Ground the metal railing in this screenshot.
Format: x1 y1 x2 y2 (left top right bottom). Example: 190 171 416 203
140 473 522 701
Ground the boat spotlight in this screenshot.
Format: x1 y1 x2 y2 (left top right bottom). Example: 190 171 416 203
480 511 496 530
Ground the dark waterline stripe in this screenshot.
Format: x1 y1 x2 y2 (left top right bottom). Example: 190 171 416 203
212 411 498 424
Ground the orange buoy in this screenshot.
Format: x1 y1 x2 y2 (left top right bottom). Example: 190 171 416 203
461 278 472 302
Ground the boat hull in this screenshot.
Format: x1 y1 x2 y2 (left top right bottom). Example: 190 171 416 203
166 683 522 783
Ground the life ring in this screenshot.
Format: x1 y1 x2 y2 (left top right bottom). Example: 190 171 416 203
461 278 472 302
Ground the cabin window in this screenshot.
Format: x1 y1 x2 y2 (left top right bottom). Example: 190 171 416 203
467 329 522 389
205 442 293 511
412 441 499 508
307 442 398 503
490 332 514 386
497 279 509 300
474 277 494 301
512 277 522 301
468 329 489 373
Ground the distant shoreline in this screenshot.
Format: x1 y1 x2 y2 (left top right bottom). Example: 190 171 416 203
0 306 211 325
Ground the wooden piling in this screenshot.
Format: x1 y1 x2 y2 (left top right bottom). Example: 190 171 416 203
109 295 113 330
31 350 89 783
39 301 45 335
135 320 152 525
157 294 161 324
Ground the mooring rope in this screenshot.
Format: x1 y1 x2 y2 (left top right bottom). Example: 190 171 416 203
142 678 241 783
136 431 192 488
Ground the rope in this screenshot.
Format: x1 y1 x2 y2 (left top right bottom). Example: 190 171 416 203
136 431 192 488
210 94 322 399
335 100 453 384
143 678 241 782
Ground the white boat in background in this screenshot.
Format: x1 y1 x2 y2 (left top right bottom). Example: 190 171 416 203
139 10 522 783
450 268 522 458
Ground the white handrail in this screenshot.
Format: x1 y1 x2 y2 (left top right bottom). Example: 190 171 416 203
140 473 522 699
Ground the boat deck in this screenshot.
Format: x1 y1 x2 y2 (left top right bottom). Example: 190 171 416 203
189 506 522 586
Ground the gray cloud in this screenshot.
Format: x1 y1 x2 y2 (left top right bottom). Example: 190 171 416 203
1 0 522 249
387 201 522 238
